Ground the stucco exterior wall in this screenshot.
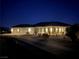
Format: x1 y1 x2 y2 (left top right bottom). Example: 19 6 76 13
34 26 67 35
11 26 68 36
11 27 35 35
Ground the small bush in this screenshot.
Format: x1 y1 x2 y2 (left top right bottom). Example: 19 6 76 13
42 33 49 38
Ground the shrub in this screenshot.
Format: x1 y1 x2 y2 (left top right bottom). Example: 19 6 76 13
42 33 49 38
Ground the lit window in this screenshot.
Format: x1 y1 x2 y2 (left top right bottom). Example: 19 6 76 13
11 28 13 32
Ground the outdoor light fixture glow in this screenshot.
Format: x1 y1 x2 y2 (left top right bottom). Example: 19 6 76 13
11 28 13 32
59 28 61 32
56 28 58 32
28 28 31 32
17 29 20 32
50 28 52 32
45 28 48 32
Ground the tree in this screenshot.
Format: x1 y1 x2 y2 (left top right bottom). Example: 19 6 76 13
66 24 79 42
38 33 49 42
0 27 11 34
42 33 49 39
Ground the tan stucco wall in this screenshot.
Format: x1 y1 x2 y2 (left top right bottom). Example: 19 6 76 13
11 26 68 35
34 26 67 35
11 27 35 35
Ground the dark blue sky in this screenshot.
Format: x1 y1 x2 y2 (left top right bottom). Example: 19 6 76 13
0 0 79 27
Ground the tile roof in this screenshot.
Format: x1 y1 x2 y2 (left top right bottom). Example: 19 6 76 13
12 22 71 27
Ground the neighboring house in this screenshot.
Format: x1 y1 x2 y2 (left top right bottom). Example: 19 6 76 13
11 22 70 36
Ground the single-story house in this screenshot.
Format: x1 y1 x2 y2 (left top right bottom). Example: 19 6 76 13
11 22 70 36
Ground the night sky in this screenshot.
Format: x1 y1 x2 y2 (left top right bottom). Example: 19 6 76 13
0 0 79 27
